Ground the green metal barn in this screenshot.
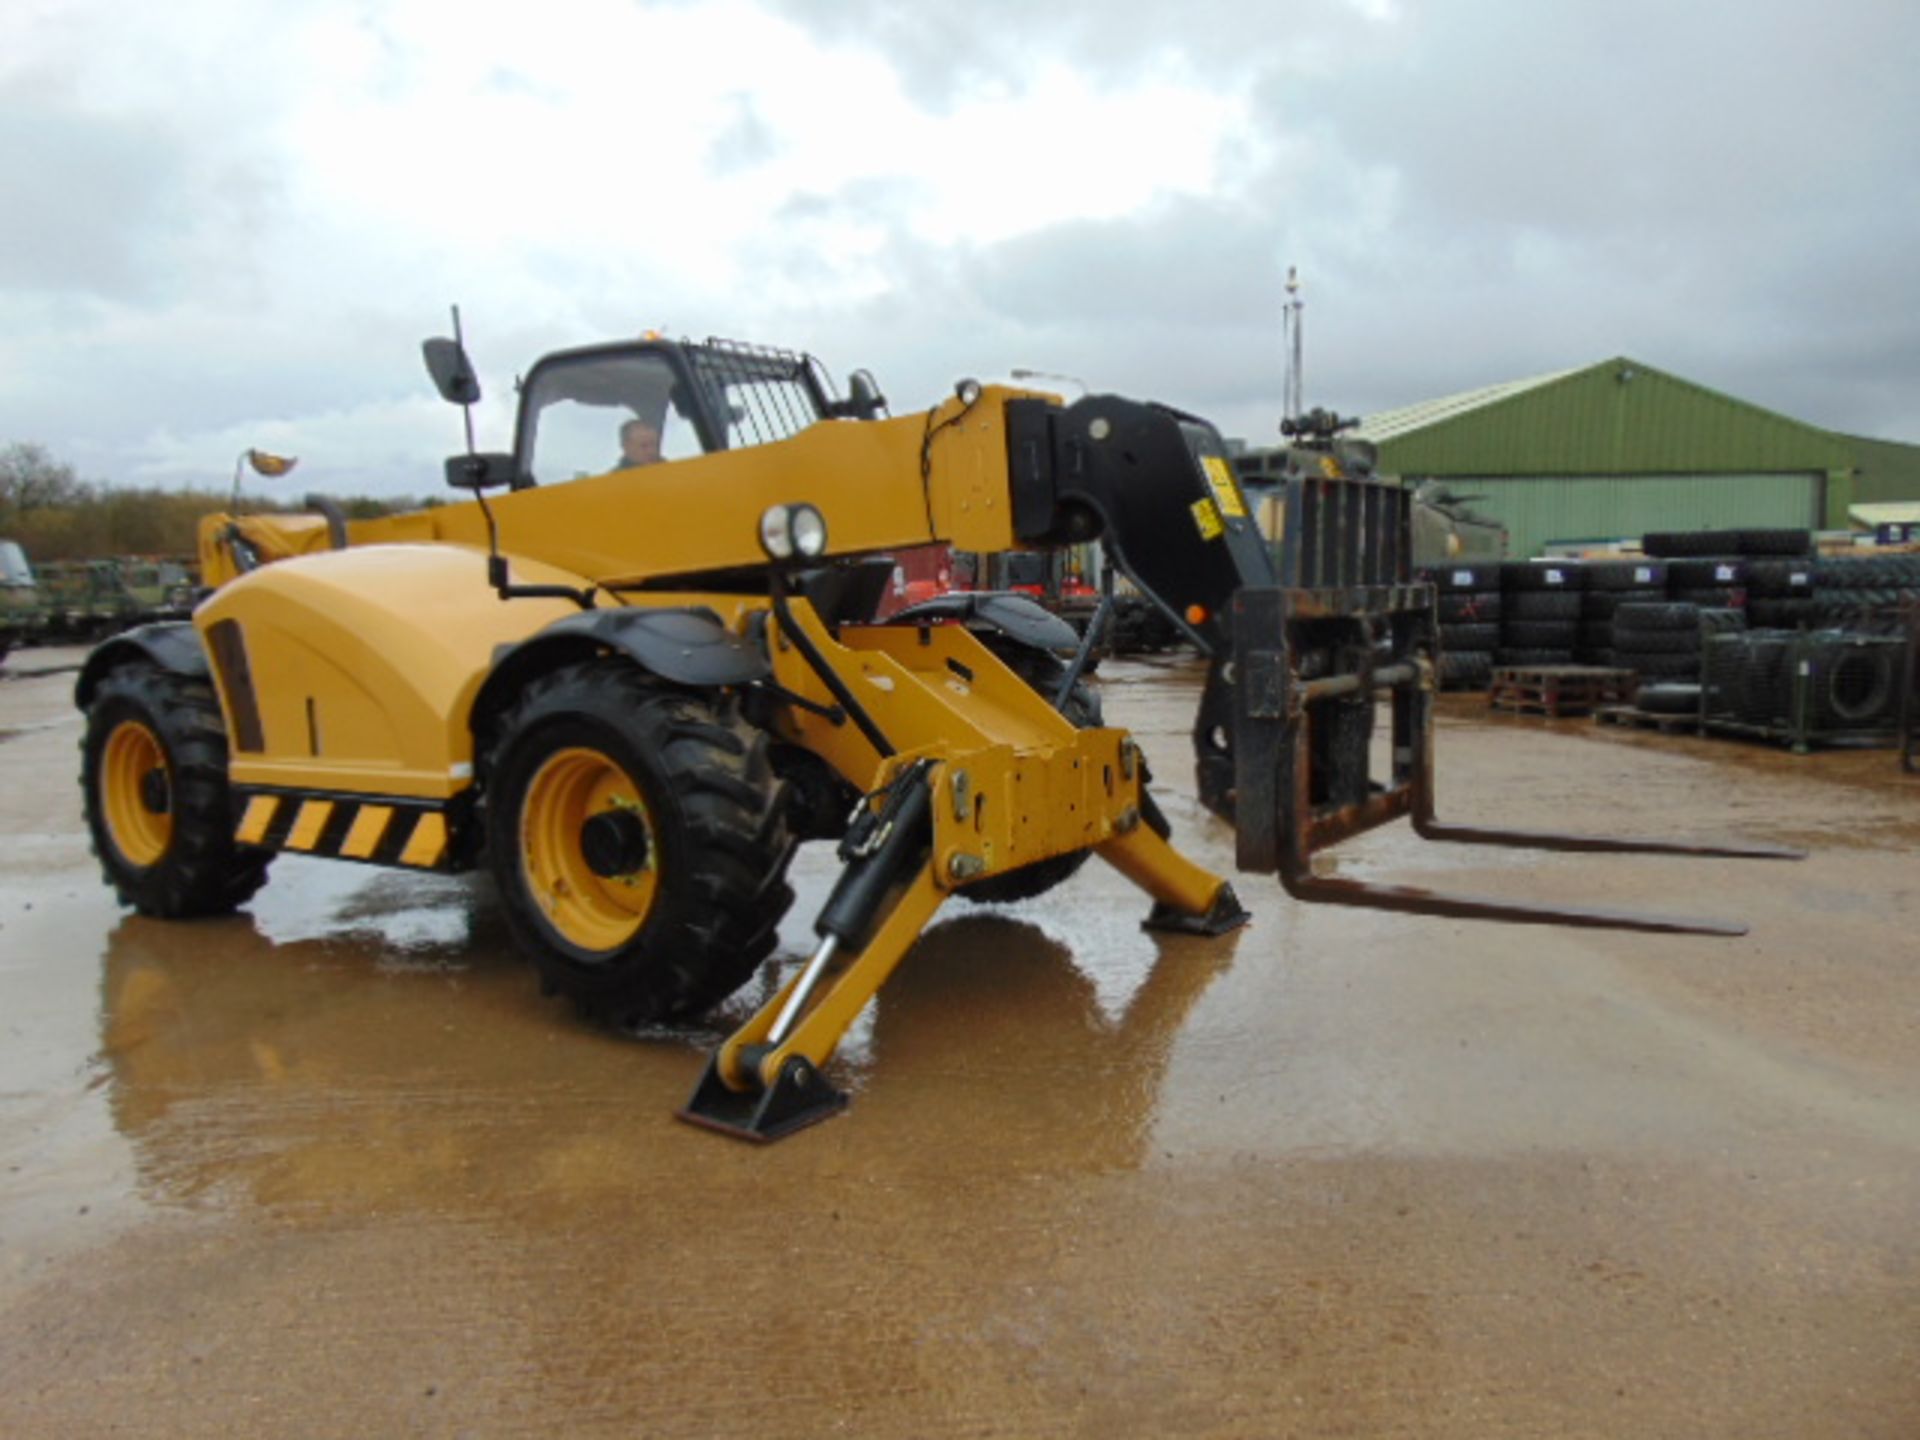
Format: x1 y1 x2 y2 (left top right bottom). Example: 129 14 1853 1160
1340 357 1920 559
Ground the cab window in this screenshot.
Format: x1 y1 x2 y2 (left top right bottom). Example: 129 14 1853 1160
519 351 703 487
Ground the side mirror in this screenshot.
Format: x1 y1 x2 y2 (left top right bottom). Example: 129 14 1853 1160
422 337 481 406
444 452 516 491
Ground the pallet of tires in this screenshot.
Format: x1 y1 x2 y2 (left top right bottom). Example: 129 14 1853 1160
1807 554 1920 635
1577 559 1665 665
1422 561 1502 690
1642 528 1813 559
1495 560 1582 668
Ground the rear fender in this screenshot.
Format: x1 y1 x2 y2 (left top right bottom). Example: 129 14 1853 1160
882 591 1078 656
75 622 208 708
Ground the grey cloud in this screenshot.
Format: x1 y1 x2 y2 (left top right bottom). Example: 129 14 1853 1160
0 83 192 301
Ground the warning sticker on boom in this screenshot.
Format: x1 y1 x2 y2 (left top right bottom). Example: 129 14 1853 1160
1201 455 1248 517
1191 497 1225 541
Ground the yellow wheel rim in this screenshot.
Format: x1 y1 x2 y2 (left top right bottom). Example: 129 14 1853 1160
520 746 661 954
101 719 173 868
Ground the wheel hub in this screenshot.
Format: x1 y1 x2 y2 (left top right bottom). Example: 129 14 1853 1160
139 767 171 814
580 807 650 879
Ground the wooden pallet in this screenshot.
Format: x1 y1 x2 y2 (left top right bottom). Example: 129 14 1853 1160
1488 666 1636 718
1595 704 1701 735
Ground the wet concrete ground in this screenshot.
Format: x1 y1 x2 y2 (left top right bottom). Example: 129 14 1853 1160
1 643 1917 1437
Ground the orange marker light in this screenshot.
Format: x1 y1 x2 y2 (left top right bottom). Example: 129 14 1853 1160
1185 603 1209 626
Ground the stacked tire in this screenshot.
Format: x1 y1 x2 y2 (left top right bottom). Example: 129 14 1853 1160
1643 528 1813 560
1665 556 1747 614
1612 601 1704 682
1497 561 1583 667
1808 554 1920 634
1702 630 1796 729
1424 562 1502 690
1578 560 1666 665
1744 558 1819 629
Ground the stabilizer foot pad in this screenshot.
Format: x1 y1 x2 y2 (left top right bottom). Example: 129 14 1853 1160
1143 883 1251 937
677 1054 849 1143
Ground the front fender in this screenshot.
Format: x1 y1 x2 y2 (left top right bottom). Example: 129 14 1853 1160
75 622 209 708
472 606 770 744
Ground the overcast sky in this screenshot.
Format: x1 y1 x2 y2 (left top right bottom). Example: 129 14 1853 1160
3 0 1916 497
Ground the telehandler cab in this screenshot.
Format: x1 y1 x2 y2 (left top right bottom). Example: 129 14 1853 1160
76 326 1799 1141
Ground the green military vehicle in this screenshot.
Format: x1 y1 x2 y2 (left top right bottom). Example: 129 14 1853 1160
0 540 46 664
37 555 196 643
117 555 197 620
39 559 133 641
1409 480 1506 567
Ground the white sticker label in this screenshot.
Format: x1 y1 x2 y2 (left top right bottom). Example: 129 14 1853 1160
1789 571 1809 587
1634 566 1653 583
1452 570 1473 586
1544 568 1565 585
1714 563 1736 581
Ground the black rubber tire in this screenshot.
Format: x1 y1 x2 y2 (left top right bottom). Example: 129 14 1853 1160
1615 629 1702 656
1747 598 1818 629
1495 648 1575 666
485 660 795 1025
1634 682 1701 715
961 646 1102 905
1818 646 1897 728
1506 590 1583 621
1643 529 1740 559
1665 558 1745 590
1671 586 1742 612
1501 561 1583 592
1439 650 1493 690
1423 563 1503 592
1441 622 1501 652
1737 528 1814 557
1584 560 1668 592
1621 652 1701 679
1743 559 1817 597
1437 590 1503 624
1501 620 1581 649
1613 601 1701 634
81 660 272 918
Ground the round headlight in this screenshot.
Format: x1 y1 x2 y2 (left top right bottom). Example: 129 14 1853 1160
758 505 795 559
790 504 828 558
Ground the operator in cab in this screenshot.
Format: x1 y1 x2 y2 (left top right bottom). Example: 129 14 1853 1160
616 417 664 469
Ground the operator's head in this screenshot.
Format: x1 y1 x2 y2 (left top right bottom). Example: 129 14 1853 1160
619 417 663 467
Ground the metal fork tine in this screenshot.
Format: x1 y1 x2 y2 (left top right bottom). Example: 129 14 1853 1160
1278 865 1748 936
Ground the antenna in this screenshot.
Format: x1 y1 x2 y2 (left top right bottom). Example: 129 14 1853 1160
1282 266 1305 426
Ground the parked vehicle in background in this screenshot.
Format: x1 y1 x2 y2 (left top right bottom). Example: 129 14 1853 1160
117 556 197 620
36 555 198 642
0 539 47 664
1409 480 1507 566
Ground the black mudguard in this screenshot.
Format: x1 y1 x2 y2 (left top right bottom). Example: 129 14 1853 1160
472 605 770 737
885 591 1079 655
74 622 210 708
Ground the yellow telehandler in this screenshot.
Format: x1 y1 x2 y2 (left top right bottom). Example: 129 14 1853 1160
76 324 1798 1140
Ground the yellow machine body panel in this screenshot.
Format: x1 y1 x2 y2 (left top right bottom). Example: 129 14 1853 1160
196 544 581 798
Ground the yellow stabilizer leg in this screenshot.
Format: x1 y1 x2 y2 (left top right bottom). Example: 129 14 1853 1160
1098 816 1252 937
678 864 948 1142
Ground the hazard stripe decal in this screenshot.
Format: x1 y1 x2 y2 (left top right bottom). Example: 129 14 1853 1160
232 791 460 871
236 795 280 846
